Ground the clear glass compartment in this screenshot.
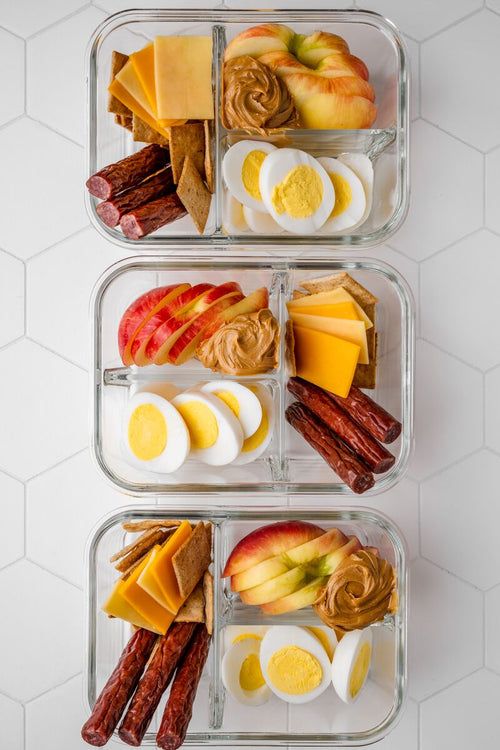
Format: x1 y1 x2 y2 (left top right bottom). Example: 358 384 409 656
91 252 414 495
84 503 407 746
86 9 408 249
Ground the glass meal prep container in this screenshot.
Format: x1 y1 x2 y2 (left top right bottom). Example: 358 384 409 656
84 503 407 747
86 8 409 248
90 252 414 496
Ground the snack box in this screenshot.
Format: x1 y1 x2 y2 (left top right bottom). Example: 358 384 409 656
85 504 407 746
86 9 408 247
91 254 414 495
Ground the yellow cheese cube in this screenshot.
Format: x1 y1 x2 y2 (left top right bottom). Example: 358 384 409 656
289 312 369 364
293 324 360 398
120 550 175 634
288 288 373 330
138 520 192 614
154 36 214 120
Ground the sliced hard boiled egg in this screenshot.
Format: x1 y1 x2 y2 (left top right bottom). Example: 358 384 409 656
337 153 374 231
223 625 268 651
317 156 366 233
122 391 190 473
331 627 373 703
135 381 181 400
305 625 338 662
171 390 243 466
200 381 262 439
259 148 334 234
232 384 273 465
243 204 284 235
260 625 332 704
222 636 271 706
222 140 277 212
223 193 248 234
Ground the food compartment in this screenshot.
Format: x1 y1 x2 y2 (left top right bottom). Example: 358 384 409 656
87 9 408 247
92 255 413 495
85 505 407 746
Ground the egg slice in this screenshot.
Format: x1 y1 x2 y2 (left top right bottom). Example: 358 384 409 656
316 156 366 233
222 140 277 212
305 625 338 662
337 153 374 231
223 193 248 234
232 384 274 466
259 148 334 234
122 391 190 473
243 205 284 235
331 627 373 703
171 391 243 465
200 381 262 439
223 625 268 651
259 626 332 704
222 637 271 706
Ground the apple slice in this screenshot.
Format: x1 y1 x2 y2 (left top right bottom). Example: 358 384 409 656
311 535 362 577
146 281 243 366
131 283 214 366
118 284 190 366
168 292 245 365
239 566 306 605
223 520 325 578
260 576 329 616
231 526 347 592
197 286 269 344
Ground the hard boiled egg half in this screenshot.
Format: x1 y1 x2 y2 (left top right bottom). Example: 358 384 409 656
317 157 367 233
331 627 372 703
337 153 374 231
259 626 332 704
222 627 271 706
259 149 334 234
232 384 274 466
171 391 243 466
122 391 190 473
223 140 277 212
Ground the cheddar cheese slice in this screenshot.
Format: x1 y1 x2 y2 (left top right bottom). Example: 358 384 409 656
108 78 171 139
130 43 157 112
293 324 360 398
289 312 369 365
295 301 360 321
154 36 214 120
120 550 175 634
288 288 373 330
138 520 192 613
116 59 157 120
103 581 161 633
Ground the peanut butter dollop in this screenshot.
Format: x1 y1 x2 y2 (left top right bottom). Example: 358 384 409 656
222 56 300 133
196 308 279 376
314 550 397 633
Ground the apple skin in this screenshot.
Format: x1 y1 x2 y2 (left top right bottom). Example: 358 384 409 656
118 284 190 366
312 536 362 577
146 281 242 366
223 520 325 578
231 526 348 592
240 566 306 605
197 287 269 344
224 23 294 61
260 575 330 616
131 283 214 366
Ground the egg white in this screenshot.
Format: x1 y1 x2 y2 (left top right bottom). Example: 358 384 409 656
171 390 243 466
243 204 284 235
259 149 334 234
222 140 277 212
200 381 263 439
317 156 366 233
222 637 271 706
331 627 373 703
223 193 248 235
260 626 332 704
337 153 374 231
232 384 274 466
223 625 268 651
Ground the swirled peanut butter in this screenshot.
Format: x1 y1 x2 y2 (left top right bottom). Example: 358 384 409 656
196 308 279 376
314 550 397 633
222 56 300 133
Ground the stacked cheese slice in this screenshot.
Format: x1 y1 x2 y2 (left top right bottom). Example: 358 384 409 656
287 287 373 398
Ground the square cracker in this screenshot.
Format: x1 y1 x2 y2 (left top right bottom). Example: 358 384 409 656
203 570 214 636
108 51 131 117
176 156 211 234
168 122 205 184
132 113 169 146
175 582 205 623
172 520 212 600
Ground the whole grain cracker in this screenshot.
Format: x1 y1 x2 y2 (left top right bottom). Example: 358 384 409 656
204 119 214 193
133 113 169 146
114 527 171 572
168 122 205 184
175 582 205 623
172 521 211 600
121 519 180 533
176 156 211 234
203 570 214 635
108 51 131 117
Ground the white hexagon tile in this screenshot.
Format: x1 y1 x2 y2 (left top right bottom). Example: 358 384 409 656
0 1 497 749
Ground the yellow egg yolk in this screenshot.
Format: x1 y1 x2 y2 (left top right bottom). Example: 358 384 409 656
241 409 269 453
239 653 266 692
242 150 267 200
267 646 322 695
128 403 167 461
271 165 323 218
306 627 335 661
233 633 263 644
328 172 352 218
214 390 241 418
175 400 218 449
349 642 371 698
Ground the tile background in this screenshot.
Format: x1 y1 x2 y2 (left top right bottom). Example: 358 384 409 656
0 1 497 748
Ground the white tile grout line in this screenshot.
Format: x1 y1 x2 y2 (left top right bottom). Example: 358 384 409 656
23 671 83 706
25 3 95 42
418 5 485 43
23 336 88 373
417 664 485 705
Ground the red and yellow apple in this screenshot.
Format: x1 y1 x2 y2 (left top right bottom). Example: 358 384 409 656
260 575 330 616
197 287 269 344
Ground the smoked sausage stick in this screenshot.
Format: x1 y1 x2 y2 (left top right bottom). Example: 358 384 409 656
120 193 187 239
81 628 157 747
86 145 169 200
328 385 402 444
96 167 174 227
